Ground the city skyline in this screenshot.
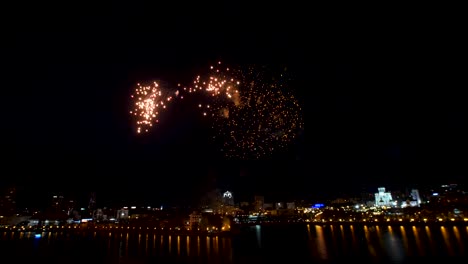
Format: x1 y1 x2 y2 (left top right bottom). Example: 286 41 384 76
3 178 465 211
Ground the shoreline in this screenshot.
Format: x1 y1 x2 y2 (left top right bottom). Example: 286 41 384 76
2 220 467 237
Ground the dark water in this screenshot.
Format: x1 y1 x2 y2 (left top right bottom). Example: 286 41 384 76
1 224 467 264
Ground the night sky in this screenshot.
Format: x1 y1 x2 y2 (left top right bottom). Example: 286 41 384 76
1 3 466 207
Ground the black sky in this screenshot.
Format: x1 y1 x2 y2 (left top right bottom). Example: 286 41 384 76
1 3 466 207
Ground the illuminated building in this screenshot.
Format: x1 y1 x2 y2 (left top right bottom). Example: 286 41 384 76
275 202 284 209
94 208 104 220
51 193 76 216
410 189 421 207
65 199 76 216
51 194 64 211
117 208 129 220
429 183 467 206
189 211 202 228
222 191 234 206
375 187 393 207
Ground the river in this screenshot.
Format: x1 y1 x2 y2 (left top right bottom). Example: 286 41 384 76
1 223 467 263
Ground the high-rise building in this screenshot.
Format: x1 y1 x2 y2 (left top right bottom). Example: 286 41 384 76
200 188 223 213
51 194 64 211
0 187 17 217
410 189 421 207
65 199 76 216
222 191 234 206
88 192 96 211
254 195 264 211
94 209 104 220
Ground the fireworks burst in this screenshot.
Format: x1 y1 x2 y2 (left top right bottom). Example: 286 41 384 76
189 62 304 159
129 82 176 134
129 62 304 159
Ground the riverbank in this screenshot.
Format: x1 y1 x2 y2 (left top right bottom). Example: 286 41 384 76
2 219 467 237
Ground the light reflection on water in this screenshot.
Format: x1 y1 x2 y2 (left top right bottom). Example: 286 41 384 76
412 226 424 255
453 226 464 254
186 235 190 256
315 225 328 260
383 225 405 262
399 225 409 256
255 224 261 248
349 224 358 253
339 224 347 255
168 234 171 254
0 224 467 263
197 235 200 256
